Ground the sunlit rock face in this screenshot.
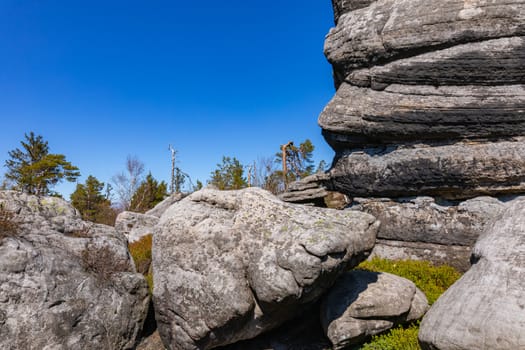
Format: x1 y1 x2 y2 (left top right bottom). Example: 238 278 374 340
312 0 525 268
152 188 378 350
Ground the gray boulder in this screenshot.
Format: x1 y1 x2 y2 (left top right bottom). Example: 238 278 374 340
115 211 159 243
145 193 185 218
0 191 150 350
321 270 428 349
419 198 525 350
152 187 379 350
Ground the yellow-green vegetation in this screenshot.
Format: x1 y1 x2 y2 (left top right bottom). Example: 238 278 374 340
358 257 461 305
354 257 462 350
128 234 153 293
0 203 19 242
360 322 421 350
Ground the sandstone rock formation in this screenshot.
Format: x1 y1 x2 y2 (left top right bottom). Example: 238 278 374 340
321 0 525 197
418 198 525 350
0 191 150 350
352 196 509 271
283 0 525 267
321 270 428 349
152 187 379 350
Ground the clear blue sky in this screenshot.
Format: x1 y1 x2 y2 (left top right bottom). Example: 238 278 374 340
0 0 336 198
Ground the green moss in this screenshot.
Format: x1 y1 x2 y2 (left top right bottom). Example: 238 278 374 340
357 257 461 305
359 323 420 350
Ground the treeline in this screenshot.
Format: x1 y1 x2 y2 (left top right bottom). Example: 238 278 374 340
1 132 326 225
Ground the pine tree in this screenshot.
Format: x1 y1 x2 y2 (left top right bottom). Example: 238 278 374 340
208 156 247 190
70 175 116 224
129 173 168 213
5 132 80 196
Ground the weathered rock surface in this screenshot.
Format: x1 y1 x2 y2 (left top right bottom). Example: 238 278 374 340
351 196 506 246
115 211 159 243
320 83 525 148
350 196 510 270
370 239 473 272
152 187 379 350
419 198 525 350
319 0 525 201
0 191 149 350
325 0 525 79
328 139 525 199
321 270 428 349
145 193 185 218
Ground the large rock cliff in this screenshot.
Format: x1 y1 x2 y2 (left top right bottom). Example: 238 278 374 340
285 0 525 269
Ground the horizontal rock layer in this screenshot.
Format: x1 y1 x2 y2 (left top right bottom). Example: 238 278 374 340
325 0 525 78
327 139 525 199
350 196 507 246
320 83 525 148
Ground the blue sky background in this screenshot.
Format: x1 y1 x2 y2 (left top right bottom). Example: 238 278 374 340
0 0 336 198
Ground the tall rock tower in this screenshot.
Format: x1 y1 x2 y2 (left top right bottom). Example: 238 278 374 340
287 0 525 270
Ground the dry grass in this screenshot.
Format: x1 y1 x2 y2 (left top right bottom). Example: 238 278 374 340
128 234 153 292
0 204 20 243
128 234 153 275
81 244 131 282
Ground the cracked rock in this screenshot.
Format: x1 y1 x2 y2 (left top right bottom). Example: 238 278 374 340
152 187 378 350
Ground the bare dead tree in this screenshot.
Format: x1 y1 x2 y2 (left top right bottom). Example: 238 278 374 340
168 145 177 194
112 155 145 210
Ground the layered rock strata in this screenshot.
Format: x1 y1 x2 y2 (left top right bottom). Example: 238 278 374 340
152 188 379 350
299 0 525 267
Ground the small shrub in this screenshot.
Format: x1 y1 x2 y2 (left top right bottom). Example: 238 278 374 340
128 234 153 275
81 244 131 282
0 203 20 242
66 225 92 238
128 234 153 293
360 322 420 350
357 257 461 305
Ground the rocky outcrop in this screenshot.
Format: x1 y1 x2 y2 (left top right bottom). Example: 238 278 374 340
0 191 149 350
301 0 525 268
418 198 525 350
115 211 159 243
321 271 428 349
321 0 525 198
350 196 510 270
152 187 379 350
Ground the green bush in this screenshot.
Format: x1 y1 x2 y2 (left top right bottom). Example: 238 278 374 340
357 257 461 305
